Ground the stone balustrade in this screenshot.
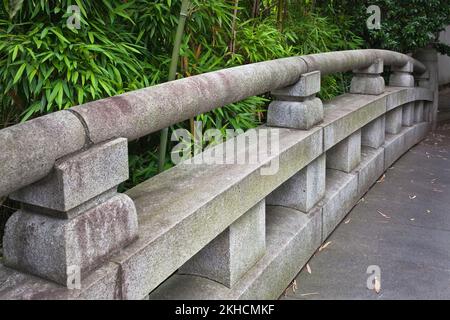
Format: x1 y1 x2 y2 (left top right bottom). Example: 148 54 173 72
0 49 438 300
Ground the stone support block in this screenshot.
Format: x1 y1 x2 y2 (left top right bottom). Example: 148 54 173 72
268 71 323 130
10 138 129 218
415 101 424 123
385 107 403 134
361 116 385 149
350 59 385 95
326 130 361 173
389 61 415 87
3 194 138 286
267 99 323 130
266 154 325 213
321 169 358 240
354 147 385 198
402 103 415 127
179 200 266 288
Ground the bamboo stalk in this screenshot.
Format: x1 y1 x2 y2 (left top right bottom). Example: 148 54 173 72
158 0 191 173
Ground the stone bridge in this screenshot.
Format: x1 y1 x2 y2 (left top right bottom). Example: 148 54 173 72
0 48 442 299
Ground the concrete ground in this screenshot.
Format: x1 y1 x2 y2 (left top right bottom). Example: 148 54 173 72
283 111 450 299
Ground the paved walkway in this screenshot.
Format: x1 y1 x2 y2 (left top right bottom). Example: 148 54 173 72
283 114 450 299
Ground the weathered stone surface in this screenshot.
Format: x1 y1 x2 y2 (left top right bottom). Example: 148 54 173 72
3 194 138 286
179 200 266 288
271 71 321 99
149 206 322 300
0 263 121 300
386 87 433 111
423 102 432 122
266 154 325 213
320 93 387 151
114 126 323 299
361 116 385 149
383 126 415 169
70 57 308 144
353 147 384 198
392 61 414 73
350 76 385 95
402 103 415 127
326 130 361 173
0 111 86 198
267 98 323 130
10 138 129 216
321 169 358 240
415 101 424 123
389 73 415 87
353 59 384 74
414 122 431 145
385 107 403 134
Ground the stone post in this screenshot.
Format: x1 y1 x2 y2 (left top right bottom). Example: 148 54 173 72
267 71 323 130
414 48 439 130
389 61 415 128
350 59 385 95
326 130 362 173
3 138 138 286
179 200 266 288
265 71 326 213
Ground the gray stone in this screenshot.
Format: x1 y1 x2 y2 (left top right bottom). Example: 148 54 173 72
3 193 138 286
179 200 266 288
267 98 323 130
326 130 361 173
0 262 121 300
361 116 385 149
402 103 415 126
271 71 321 100
392 61 414 73
10 138 129 216
353 59 383 74
385 107 403 134
350 76 385 95
353 147 384 198
266 154 325 213
414 101 424 123
424 102 432 122
114 126 323 299
389 73 415 87
414 122 430 144
321 169 358 240
149 206 322 300
383 127 415 169
0 111 86 198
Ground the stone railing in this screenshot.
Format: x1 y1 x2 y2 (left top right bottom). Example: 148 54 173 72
0 49 438 300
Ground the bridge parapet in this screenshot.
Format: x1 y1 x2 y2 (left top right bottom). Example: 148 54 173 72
0 49 438 299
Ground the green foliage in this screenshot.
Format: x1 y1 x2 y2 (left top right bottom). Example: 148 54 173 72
316 0 450 54
0 0 364 189
0 0 151 124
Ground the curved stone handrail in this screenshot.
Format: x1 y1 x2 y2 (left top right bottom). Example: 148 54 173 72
0 49 426 198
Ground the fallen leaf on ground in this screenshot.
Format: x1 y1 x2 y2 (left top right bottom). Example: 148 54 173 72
377 174 386 183
306 264 312 274
344 219 351 224
319 241 332 252
377 210 391 219
409 195 417 200
300 292 320 297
